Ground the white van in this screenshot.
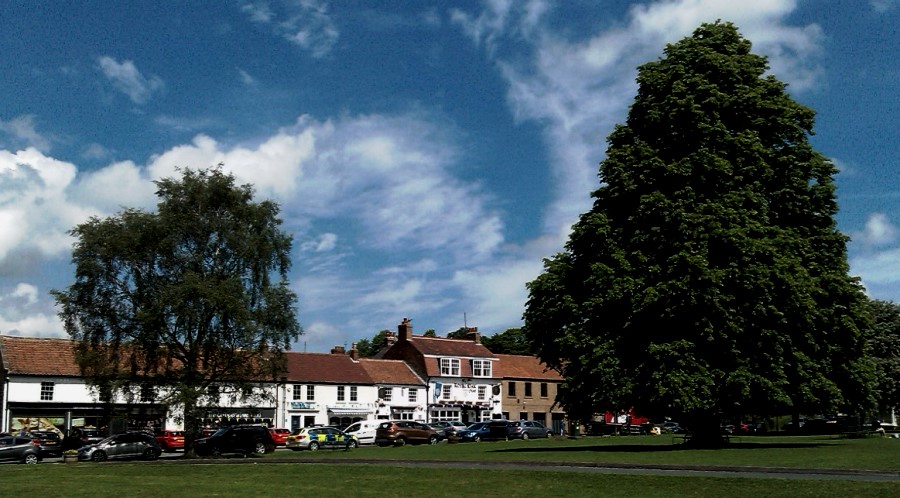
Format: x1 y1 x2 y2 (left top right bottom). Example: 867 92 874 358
343 420 382 445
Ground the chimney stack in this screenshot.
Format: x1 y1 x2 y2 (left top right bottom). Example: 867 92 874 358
464 327 480 344
330 345 346 355
349 342 359 361
398 317 412 342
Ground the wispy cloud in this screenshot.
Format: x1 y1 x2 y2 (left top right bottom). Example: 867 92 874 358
241 0 339 58
871 0 897 13
0 115 52 152
97 56 164 104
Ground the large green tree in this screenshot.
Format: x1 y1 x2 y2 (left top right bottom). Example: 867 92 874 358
481 328 532 355
523 22 872 445
53 168 301 451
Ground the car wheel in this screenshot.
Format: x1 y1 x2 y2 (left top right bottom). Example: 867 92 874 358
308 441 319 451
253 442 267 454
546 432 552 438
347 439 359 449
394 437 406 447
474 435 481 443
522 432 529 440
92 451 107 462
143 448 159 460
23 453 39 465
429 435 438 445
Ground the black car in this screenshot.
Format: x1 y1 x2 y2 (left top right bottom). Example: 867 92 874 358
194 425 276 456
457 420 512 442
29 430 64 457
63 427 107 450
0 435 42 464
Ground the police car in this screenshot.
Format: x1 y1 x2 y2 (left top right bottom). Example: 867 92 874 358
285 426 358 451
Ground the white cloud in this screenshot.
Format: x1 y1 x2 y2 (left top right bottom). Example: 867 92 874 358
0 115 52 152
855 213 897 247
301 233 337 252
238 68 256 85
0 283 65 337
97 56 164 104
241 0 339 58
871 0 897 13
852 247 900 286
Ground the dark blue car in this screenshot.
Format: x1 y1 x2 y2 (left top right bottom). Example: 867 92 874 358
457 420 510 442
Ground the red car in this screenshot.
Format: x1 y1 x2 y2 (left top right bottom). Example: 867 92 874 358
269 428 290 447
155 430 185 452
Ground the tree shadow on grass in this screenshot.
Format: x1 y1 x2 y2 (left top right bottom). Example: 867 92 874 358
489 441 830 454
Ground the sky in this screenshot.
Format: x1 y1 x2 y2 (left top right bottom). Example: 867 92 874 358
1 0 898 353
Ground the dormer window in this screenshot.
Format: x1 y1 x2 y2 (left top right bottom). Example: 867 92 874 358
440 358 460 376
471 359 492 377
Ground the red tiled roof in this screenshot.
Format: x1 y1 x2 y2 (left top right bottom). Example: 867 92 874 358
494 354 562 380
407 336 496 358
1 336 81 376
359 358 425 386
284 351 372 384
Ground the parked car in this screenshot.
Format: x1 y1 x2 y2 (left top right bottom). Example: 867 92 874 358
429 421 468 439
374 421 439 446
343 420 383 445
0 435 42 464
63 427 107 450
507 420 552 440
28 430 64 457
457 420 511 442
78 432 161 462
155 430 185 452
660 421 686 434
285 426 358 451
194 425 276 456
268 428 291 447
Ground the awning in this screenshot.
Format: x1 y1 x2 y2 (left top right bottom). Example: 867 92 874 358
328 408 372 416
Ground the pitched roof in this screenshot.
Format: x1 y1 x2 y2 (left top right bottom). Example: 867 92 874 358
406 336 496 358
0 336 81 376
494 354 562 381
283 351 372 384
359 358 425 386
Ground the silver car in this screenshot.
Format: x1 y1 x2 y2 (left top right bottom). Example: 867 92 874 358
78 432 162 462
0 435 42 464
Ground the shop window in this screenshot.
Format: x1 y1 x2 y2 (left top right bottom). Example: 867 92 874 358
40 382 54 401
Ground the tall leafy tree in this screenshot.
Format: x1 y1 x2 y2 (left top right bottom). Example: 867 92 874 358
866 300 900 418
53 168 301 451
523 22 872 445
355 330 390 357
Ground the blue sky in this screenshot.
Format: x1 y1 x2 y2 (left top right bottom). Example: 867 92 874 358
1 0 898 353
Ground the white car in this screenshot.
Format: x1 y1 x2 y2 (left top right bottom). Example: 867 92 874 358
343 420 382 445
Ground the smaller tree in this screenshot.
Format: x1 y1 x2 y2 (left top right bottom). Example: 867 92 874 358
481 328 533 355
866 299 900 418
356 330 390 357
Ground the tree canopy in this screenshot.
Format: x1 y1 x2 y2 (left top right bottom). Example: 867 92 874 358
53 168 301 446
523 22 872 443
481 328 533 355
355 330 390 357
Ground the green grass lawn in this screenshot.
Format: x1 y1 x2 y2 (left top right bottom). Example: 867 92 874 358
259 434 900 471
1 435 897 497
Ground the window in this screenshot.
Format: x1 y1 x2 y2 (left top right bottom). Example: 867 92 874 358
350 386 358 402
337 386 346 401
540 382 548 398
140 386 155 403
471 359 492 377
40 382 54 401
207 385 219 400
524 382 533 398
442 384 451 399
440 358 460 376
408 389 417 403
293 384 304 401
508 382 516 397
306 385 315 401
477 386 486 401
379 387 393 402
